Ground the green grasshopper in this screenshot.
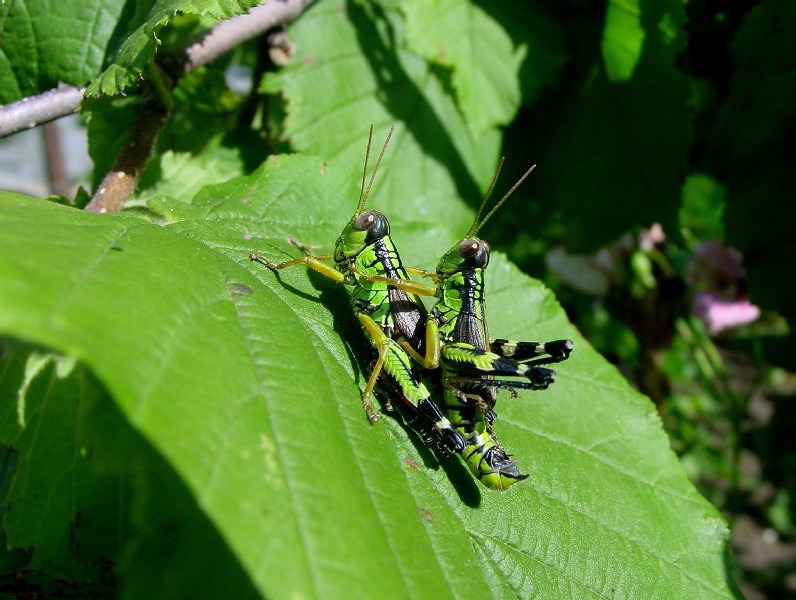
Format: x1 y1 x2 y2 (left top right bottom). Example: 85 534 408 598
394 161 574 489
431 160 573 398
250 127 465 453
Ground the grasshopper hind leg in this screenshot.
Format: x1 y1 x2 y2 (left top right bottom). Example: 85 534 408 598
441 343 559 390
491 338 574 367
358 313 466 453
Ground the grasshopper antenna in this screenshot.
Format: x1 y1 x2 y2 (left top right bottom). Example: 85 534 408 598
467 157 505 237
468 160 537 238
356 125 395 214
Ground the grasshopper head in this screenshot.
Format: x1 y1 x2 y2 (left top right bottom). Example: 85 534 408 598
436 237 491 279
334 209 390 265
436 160 535 280
334 126 395 267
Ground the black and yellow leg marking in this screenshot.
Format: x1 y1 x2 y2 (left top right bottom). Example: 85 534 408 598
440 343 557 390
491 338 573 367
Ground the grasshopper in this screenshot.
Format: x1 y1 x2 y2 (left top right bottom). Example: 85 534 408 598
250 127 464 453
430 160 573 402
391 160 574 489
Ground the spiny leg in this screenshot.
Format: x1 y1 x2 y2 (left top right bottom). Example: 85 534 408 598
361 333 390 423
250 244 344 284
444 374 555 393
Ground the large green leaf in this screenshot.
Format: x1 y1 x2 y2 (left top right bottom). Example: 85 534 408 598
474 0 568 107
0 344 260 597
0 0 261 102
85 0 261 97
401 0 524 137
0 152 737 597
0 0 127 102
262 0 502 235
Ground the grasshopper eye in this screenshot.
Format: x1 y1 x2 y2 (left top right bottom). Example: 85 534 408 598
457 238 490 268
458 239 481 258
356 210 389 241
354 211 378 231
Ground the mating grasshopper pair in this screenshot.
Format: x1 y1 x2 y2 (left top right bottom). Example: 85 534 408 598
251 127 572 490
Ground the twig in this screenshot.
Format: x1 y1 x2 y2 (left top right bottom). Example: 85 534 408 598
84 92 167 213
82 0 314 212
0 85 85 138
184 0 312 73
0 0 313 138
42 121 70 196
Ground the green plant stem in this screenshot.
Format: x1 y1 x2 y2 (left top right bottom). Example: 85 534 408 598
677 316 746 521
